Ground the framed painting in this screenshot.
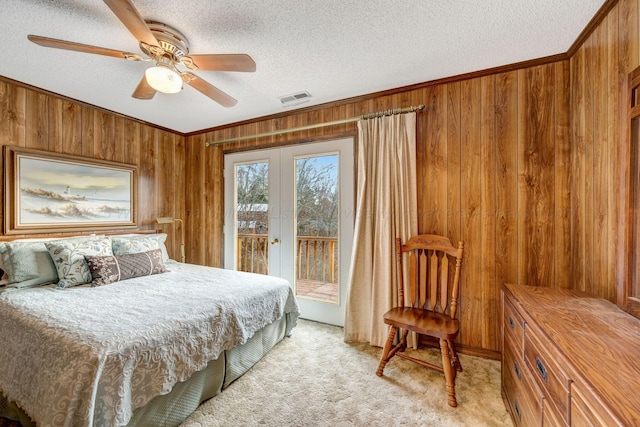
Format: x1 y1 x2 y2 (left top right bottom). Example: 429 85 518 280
3 147 137 234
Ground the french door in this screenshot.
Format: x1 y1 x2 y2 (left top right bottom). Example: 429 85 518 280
223 138 354 326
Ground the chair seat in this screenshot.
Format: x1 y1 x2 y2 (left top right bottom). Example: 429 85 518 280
383 307 460 340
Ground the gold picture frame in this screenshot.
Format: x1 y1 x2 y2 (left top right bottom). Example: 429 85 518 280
3 147 137 234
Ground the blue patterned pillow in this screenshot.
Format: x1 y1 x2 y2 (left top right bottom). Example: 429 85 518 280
45 238 113 288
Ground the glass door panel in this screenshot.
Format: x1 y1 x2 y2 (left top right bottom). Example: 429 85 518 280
225 148 281 279
235 161 269 274
294 154 339 303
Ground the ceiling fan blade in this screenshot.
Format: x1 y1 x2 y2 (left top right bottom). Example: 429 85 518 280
103 0 158 46
28 35 142 60
182 73 237 107
181 54 256 72
132 75 156 100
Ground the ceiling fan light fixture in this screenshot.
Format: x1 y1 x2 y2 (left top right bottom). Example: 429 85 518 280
145 64 182 94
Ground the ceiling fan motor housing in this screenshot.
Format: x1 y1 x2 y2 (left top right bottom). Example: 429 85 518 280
140 21 190 62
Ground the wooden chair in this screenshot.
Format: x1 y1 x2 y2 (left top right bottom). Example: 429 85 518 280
376 234 464 407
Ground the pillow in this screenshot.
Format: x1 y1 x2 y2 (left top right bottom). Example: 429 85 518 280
111 233 170 262
84 249 167 286
45 238 113 288
0 241 59 286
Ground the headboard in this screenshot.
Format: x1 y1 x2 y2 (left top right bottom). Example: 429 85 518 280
0 229 161 242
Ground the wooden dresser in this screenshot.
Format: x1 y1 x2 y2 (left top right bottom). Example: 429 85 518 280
502 283 640 426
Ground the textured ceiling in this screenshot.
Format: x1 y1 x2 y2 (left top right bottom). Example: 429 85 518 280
1 0 606 134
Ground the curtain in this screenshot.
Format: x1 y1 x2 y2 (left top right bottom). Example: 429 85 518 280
344 112 418 347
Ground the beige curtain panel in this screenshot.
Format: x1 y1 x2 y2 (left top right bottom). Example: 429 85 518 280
344 112 418 347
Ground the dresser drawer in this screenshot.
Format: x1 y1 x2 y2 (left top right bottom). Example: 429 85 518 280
542 399 564 427
504 370 540 426
523 325 570 424
571 381 620 427
504 297 525 353
503 336 542 426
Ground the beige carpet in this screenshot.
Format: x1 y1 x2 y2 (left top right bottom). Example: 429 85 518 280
180 320 513 427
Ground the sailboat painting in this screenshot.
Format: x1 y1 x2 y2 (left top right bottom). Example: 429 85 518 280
10 150 136 230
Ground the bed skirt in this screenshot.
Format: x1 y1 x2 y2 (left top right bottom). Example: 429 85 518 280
0 313 295 427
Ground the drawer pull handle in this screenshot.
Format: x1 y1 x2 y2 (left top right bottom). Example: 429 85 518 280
514 399 521 420
508 316 515 330
535 356 548 382
513 362 522 380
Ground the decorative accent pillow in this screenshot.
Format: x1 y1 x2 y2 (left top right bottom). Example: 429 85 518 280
111 234 170 262
84 249 167 286
45 238 113 288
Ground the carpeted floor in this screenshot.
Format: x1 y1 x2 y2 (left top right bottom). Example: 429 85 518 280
180 319 513 427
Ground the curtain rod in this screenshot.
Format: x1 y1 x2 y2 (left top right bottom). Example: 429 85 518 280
205 104 425 147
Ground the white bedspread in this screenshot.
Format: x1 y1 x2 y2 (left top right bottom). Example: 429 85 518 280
0 262 299 427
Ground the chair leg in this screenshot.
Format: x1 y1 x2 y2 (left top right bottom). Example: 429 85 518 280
376 326 397 377
449 339 463 374
398 329 409 352
439 339 458 407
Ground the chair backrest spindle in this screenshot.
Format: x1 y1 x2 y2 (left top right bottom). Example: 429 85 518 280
440 254 449 313
409 251 417 307
419 250 427 308
429 250 438 310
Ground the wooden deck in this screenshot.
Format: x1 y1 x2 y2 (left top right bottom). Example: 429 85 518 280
296 279 338 303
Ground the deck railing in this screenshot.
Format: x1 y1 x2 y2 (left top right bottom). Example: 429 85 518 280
237 234 269 274
297 236 338 283
237 234 338 283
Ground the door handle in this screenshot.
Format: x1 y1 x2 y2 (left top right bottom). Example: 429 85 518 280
271 238 280 245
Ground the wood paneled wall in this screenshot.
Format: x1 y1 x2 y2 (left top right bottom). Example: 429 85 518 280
570 0 640 303
0 80 186 260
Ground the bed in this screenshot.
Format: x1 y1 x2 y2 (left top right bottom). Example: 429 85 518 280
0 232 299 427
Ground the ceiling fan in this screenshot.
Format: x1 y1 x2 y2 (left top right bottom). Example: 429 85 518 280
27 0 256 107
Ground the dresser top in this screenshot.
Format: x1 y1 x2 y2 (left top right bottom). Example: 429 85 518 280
504 283 640 425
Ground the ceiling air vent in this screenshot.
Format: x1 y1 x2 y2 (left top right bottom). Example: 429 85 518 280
278 91 312 107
